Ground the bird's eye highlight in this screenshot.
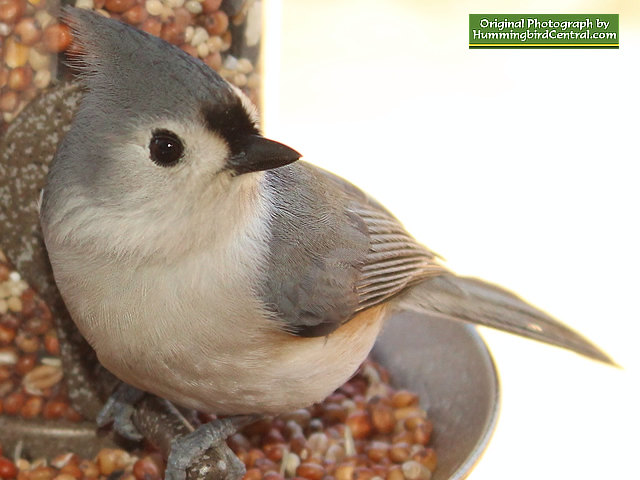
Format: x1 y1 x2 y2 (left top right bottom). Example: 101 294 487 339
149 130 184 167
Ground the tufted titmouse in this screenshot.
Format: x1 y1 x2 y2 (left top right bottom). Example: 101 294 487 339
40 8 613 480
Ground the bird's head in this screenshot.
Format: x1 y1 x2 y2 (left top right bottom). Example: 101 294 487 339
42 7 299 259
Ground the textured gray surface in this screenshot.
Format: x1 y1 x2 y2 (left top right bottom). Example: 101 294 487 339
0 81 114 419
0 81 82 310
0 81 115 420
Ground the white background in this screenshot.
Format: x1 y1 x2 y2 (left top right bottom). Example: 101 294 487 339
264 1 639 478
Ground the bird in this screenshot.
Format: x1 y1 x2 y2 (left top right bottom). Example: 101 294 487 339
40 7 614 480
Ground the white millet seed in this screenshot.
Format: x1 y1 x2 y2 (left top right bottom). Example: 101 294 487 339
196 42 209 58
33 69 52 89
145 0 164 17
207 35 224 52
190 26 209 47
29 48 52 71
74 0 95 9
236 58 253 74
185 0 202 14
184 25 195 43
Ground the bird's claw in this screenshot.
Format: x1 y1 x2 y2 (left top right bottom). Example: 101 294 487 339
166 416 258 480
96 383 145 441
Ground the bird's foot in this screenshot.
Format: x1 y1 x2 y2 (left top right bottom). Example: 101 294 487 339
166 415 259 480
96 383 145 441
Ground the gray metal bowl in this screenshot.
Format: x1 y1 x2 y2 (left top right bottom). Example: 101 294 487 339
372 311 500 480
1 311 499 478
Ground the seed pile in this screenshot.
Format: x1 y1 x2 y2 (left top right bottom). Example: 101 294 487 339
0 249 81 421
0 0 69 126
226 359 437 480
0 445 164 480
0 249 437 479
1 0 262 127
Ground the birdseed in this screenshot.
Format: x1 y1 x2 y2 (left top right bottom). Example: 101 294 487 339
0 0 262 130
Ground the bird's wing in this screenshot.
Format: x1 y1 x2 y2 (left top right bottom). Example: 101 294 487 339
348 194 447 312
261 161 446 337
259 162 616 365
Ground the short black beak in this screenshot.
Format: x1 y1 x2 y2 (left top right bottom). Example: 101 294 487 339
227 135 301 175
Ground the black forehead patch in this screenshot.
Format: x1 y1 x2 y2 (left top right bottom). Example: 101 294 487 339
202 97 259 156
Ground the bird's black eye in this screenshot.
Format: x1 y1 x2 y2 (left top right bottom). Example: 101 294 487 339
149 130 184 167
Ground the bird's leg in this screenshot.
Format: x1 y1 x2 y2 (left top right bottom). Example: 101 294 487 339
166 414 259 480
96 382 146 441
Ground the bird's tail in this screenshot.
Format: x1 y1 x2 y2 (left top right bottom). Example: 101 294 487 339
395 274 616 366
